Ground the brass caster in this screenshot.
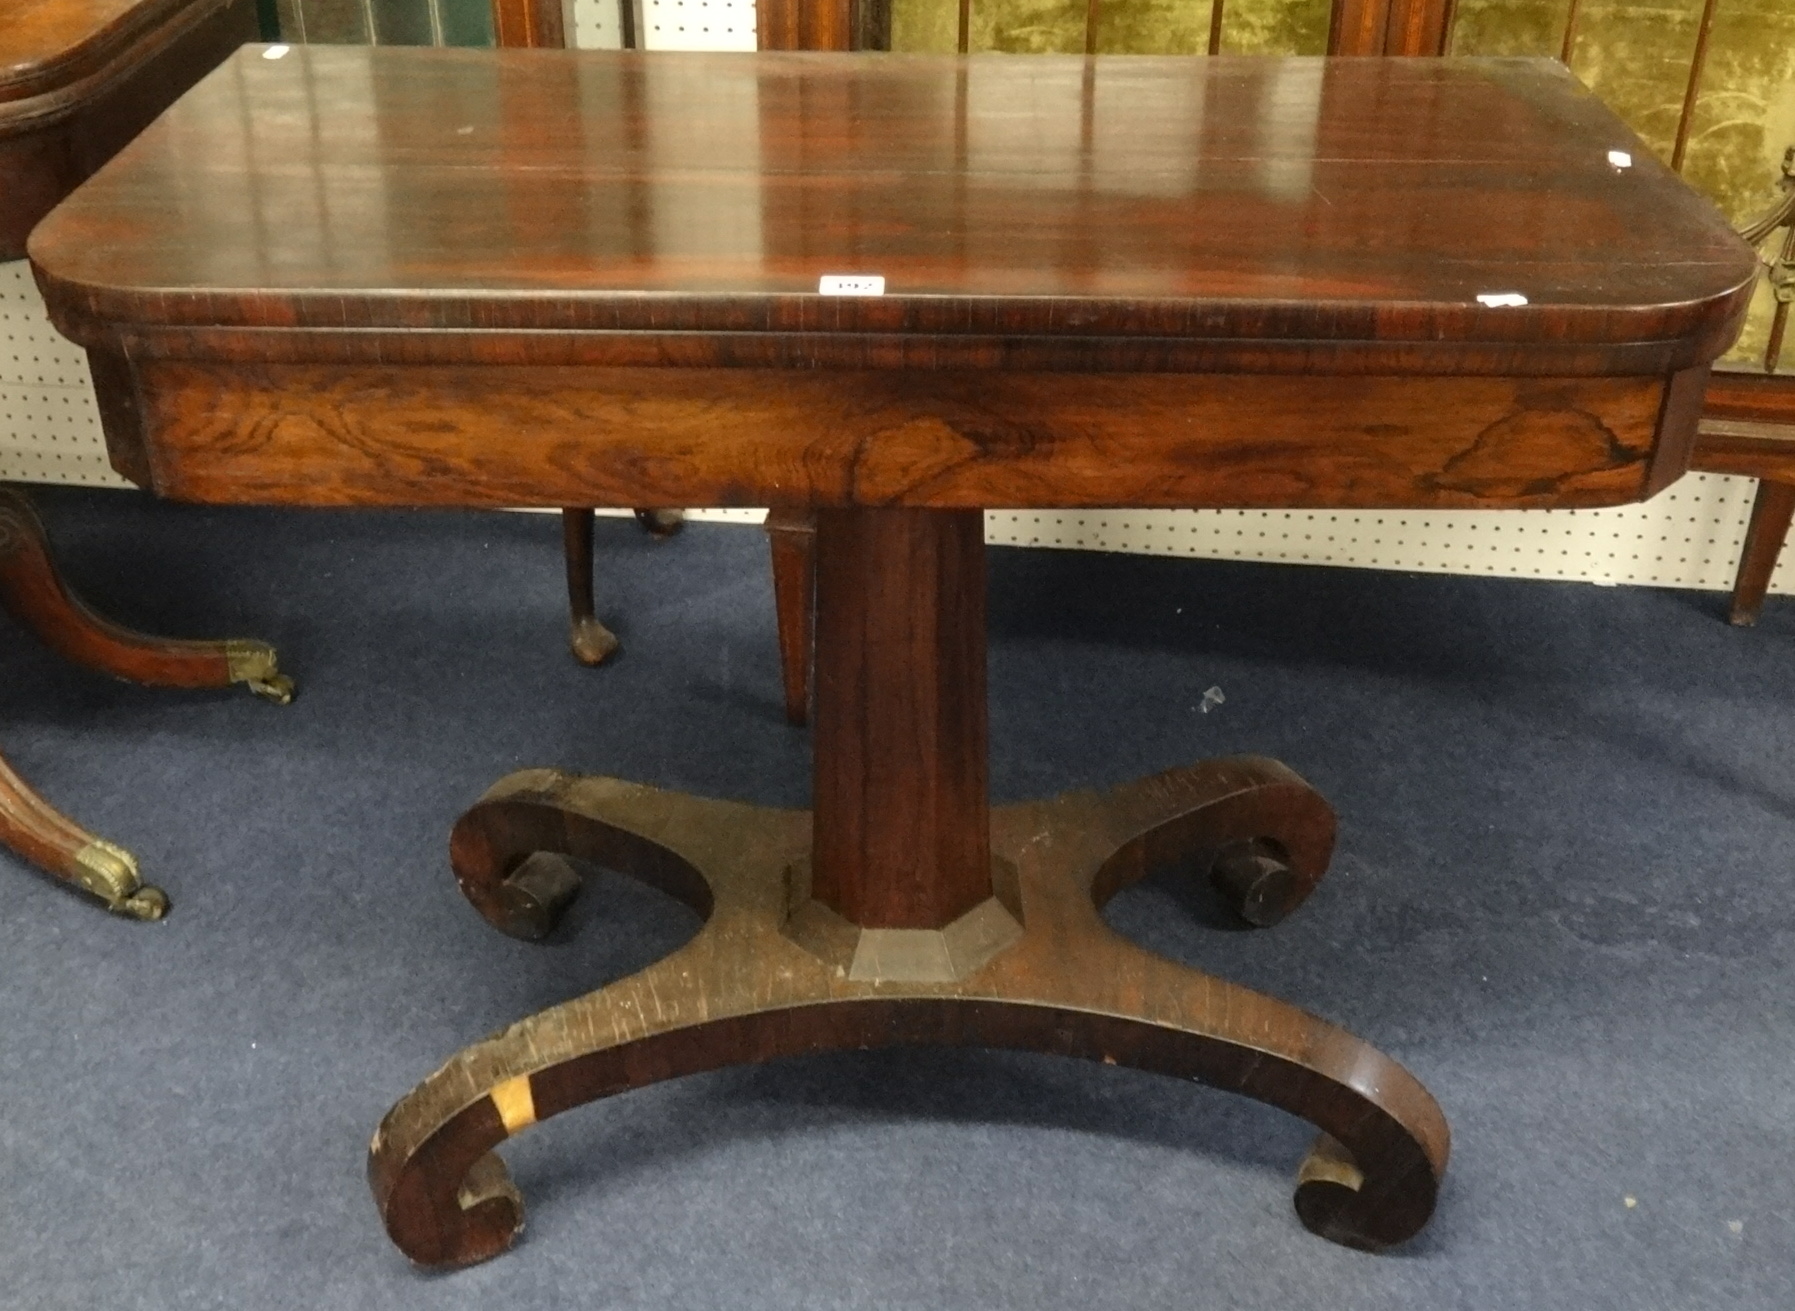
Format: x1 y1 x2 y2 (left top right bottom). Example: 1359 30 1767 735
246 673 296 705
113 884 170 921
569 617 619 667
227 641 295 704
1209 837 1302 927
633 508 684 538
73 839 166 921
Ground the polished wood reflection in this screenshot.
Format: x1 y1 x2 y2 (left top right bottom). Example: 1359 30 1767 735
26 42 1756 1261
33 46 1753 362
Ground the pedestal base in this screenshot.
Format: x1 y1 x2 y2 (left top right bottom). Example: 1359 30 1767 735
370 757 1449 1267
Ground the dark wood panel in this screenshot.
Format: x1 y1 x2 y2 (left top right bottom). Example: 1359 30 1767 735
811 507 990 928
759 0 854 51
1 0 195 103
1702 367 1795 426
1330 0 1452 56
1 0 257 259
117 361 1672 511
1692 419 1795 482
29 47 1755 365
489 0 562 47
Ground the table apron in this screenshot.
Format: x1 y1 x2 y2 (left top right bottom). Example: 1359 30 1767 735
106 359 1691 512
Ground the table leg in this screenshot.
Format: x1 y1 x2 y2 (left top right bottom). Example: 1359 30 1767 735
1726 479 1795 626
0 486 293 703
764 509 815 726
372 507 1449 1267
0 746 166 918
0 484 292 917
559 508 685 666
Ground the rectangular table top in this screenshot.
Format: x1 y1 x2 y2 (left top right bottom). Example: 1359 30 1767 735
31 45 1754 378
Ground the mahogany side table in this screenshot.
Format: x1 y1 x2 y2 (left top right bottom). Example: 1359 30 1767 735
1 0 286 920
30 45 1754 1262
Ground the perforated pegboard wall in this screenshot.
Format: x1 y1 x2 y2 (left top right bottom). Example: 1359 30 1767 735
0 265 130 489
0 2 1785 598
575 0 758 51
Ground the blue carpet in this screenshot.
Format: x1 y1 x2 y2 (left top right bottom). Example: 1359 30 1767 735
0 486 1789 1310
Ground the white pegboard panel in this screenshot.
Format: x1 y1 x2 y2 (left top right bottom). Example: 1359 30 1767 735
0 264 130 488
982 478 1789 595
573 0 756 52
572 0 624 49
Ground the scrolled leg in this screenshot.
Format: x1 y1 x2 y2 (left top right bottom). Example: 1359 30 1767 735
0 485 292 701
448 770 739 939
1037 755 1337 926
0 747 167 918
381 760 1441 1269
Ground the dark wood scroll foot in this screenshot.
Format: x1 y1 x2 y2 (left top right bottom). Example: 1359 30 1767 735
0 486 293 703
373 757 1445 1268
0 748 167 918
1727 479 1795 626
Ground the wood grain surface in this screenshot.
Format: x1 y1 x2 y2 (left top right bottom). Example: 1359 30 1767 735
373 759 1445 1267
31 47 1754 359
120 361 1680 510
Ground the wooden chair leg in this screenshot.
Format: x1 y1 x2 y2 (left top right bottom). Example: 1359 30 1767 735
1728 479 1795 626
561 508 618 666
0 486 292 702
764 509 816 726
0 746 166 918
560 509 682 666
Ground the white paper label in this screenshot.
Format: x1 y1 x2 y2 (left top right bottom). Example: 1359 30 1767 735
1475 292 1530 308
818 275 886 296
263 44 290 59
1607 150 1633 168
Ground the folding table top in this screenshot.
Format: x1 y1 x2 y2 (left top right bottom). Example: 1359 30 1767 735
31 45 1756 377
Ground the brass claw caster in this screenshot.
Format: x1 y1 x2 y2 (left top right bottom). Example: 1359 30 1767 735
73 839 168 921
114 884 170 921
246 673 295 705
226 641 295 705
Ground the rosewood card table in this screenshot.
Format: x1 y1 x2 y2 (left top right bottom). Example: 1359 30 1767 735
29 45 1754 1264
